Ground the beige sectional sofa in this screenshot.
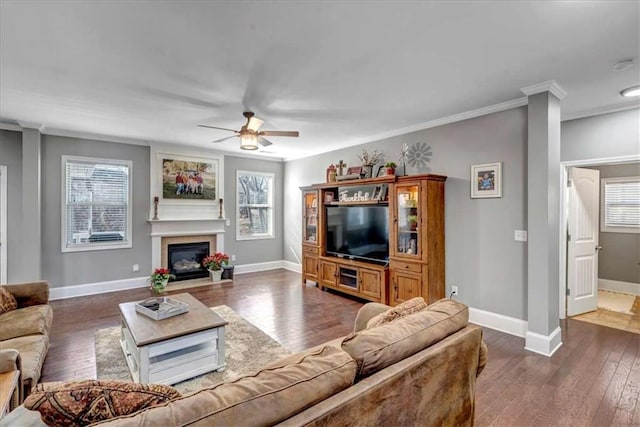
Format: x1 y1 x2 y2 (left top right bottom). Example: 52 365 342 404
0 281 53 401
5 298 486 426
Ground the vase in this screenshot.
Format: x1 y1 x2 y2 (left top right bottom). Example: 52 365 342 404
222 265 235 280
151 278 168 294
361 165 373 179
209 269 223 283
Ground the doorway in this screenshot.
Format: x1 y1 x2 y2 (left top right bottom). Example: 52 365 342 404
0 165 6 284
560 156 640 332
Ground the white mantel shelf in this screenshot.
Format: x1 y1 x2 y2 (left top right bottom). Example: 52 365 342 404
148 218 228 237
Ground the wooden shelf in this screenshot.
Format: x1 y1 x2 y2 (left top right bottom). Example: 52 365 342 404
324 200 388 206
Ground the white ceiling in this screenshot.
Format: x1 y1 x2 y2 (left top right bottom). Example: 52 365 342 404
1 1 638 160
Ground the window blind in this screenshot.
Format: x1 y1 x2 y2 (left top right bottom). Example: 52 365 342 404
603 177 640 230
63 157 131 250
237 171 274 239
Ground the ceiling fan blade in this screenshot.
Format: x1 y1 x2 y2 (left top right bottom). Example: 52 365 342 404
247 116 264 132
212 135 238 143
198 125 238 133
258 137 273 147
260 130 299 137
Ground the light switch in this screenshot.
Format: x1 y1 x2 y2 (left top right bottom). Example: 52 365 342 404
514 230 528 242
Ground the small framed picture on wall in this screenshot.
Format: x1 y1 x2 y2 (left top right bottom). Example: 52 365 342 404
471 162 502 198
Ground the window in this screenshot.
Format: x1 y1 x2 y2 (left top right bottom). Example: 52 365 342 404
62 156 132 252
601 176 640 234
237 171 274 240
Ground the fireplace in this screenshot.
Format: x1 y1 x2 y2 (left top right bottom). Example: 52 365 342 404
167 242 210 281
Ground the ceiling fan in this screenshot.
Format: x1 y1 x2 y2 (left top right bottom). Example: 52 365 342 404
198 112 299 150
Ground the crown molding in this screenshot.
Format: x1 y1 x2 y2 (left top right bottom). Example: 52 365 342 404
562 100 639 121
16 121 45 131
0 122 22 132
521 80 567 100
284 97 529 161
43 127 151 147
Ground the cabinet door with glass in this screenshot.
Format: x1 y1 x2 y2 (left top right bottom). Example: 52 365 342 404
390 182 422 260
302 189 320 245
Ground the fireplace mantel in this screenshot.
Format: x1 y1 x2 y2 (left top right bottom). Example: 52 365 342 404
148 218 228 237
149 218 228 269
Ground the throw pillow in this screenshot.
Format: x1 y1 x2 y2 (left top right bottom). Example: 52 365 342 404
24 380 181 427
366 296 427 329
0 286 18 314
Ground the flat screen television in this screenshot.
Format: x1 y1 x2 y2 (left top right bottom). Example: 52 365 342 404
325 205 389 264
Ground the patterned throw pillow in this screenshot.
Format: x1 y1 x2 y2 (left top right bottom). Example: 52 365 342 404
366 297 427 329
24 380 181 427
0 286 18 314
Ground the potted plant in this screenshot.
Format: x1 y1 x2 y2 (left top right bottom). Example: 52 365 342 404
384 162 397 176
357 149 384 178
407 214 418 230
148 268 175 294
203 252 230 283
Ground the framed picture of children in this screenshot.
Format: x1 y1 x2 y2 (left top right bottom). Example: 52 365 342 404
470 162 502 198
162 157 218 200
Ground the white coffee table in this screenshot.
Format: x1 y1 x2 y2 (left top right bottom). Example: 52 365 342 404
118 293 228 385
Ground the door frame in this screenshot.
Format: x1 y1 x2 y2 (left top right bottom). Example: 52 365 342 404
559 154 640 319
0 165 6 284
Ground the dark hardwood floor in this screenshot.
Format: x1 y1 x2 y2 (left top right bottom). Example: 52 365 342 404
42 270 640 426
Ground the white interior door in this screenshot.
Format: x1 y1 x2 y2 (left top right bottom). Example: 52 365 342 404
0 165 6 284
567 167 601 316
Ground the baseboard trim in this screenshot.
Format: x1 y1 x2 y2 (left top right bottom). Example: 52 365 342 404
524 327 563 357
469 307 528 338
50 260 299 300
49 277 149 300
598 278 640 296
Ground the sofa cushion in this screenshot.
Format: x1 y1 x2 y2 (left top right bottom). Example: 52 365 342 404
342 298 468 379
0 285 18 314
366 297 427 329
0 304 53 342
0 334 49 395
97 345 356 426
23 380 181 427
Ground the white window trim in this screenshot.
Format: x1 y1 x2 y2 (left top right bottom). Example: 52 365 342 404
600 176 640 234
61 155 133 252
236 170 275 241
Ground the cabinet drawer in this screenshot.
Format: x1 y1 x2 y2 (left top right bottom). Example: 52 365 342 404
392 261 422 273
303 246 319 255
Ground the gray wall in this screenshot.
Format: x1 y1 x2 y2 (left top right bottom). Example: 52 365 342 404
562 108 640 162
0 130 24 282
223 156 284 264
40 135 151 288
586 163 640 284
285 107 528 320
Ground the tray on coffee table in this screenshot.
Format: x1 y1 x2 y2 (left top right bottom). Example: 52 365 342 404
134 297 189 320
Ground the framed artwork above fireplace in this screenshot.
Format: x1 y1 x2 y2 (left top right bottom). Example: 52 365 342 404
161 154 219 201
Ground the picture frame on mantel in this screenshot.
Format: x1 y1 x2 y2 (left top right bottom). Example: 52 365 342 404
161 155 219 201
470 162 502 198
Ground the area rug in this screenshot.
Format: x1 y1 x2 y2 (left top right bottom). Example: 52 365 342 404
598 290 635 314
95 305 291 394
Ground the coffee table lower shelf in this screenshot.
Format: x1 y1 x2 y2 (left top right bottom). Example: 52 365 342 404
119 321 226 385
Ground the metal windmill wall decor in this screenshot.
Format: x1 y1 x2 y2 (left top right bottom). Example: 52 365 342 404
405 142 433 173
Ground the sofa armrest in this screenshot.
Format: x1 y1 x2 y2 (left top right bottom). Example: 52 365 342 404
353 302 391 332
477 340 488 377
4 281 49 308
0 349 23 404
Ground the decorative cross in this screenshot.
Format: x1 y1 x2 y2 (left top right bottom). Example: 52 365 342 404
336 160 346 176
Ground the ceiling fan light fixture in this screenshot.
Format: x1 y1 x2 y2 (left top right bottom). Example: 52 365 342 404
240 133 259 150
620 85 640 97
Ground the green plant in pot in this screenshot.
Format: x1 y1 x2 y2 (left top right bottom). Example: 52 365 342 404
407 214 418 230
148 268 175 294
385 162 397 176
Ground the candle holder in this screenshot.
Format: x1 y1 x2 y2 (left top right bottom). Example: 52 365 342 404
152 196 159 220
218 198 224 219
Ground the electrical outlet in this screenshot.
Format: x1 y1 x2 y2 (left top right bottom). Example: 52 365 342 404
132 264 139 272
451 285 459 297
231 255 236 262
514 230 528 242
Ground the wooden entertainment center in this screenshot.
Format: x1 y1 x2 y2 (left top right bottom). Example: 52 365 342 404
301 173 446 306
